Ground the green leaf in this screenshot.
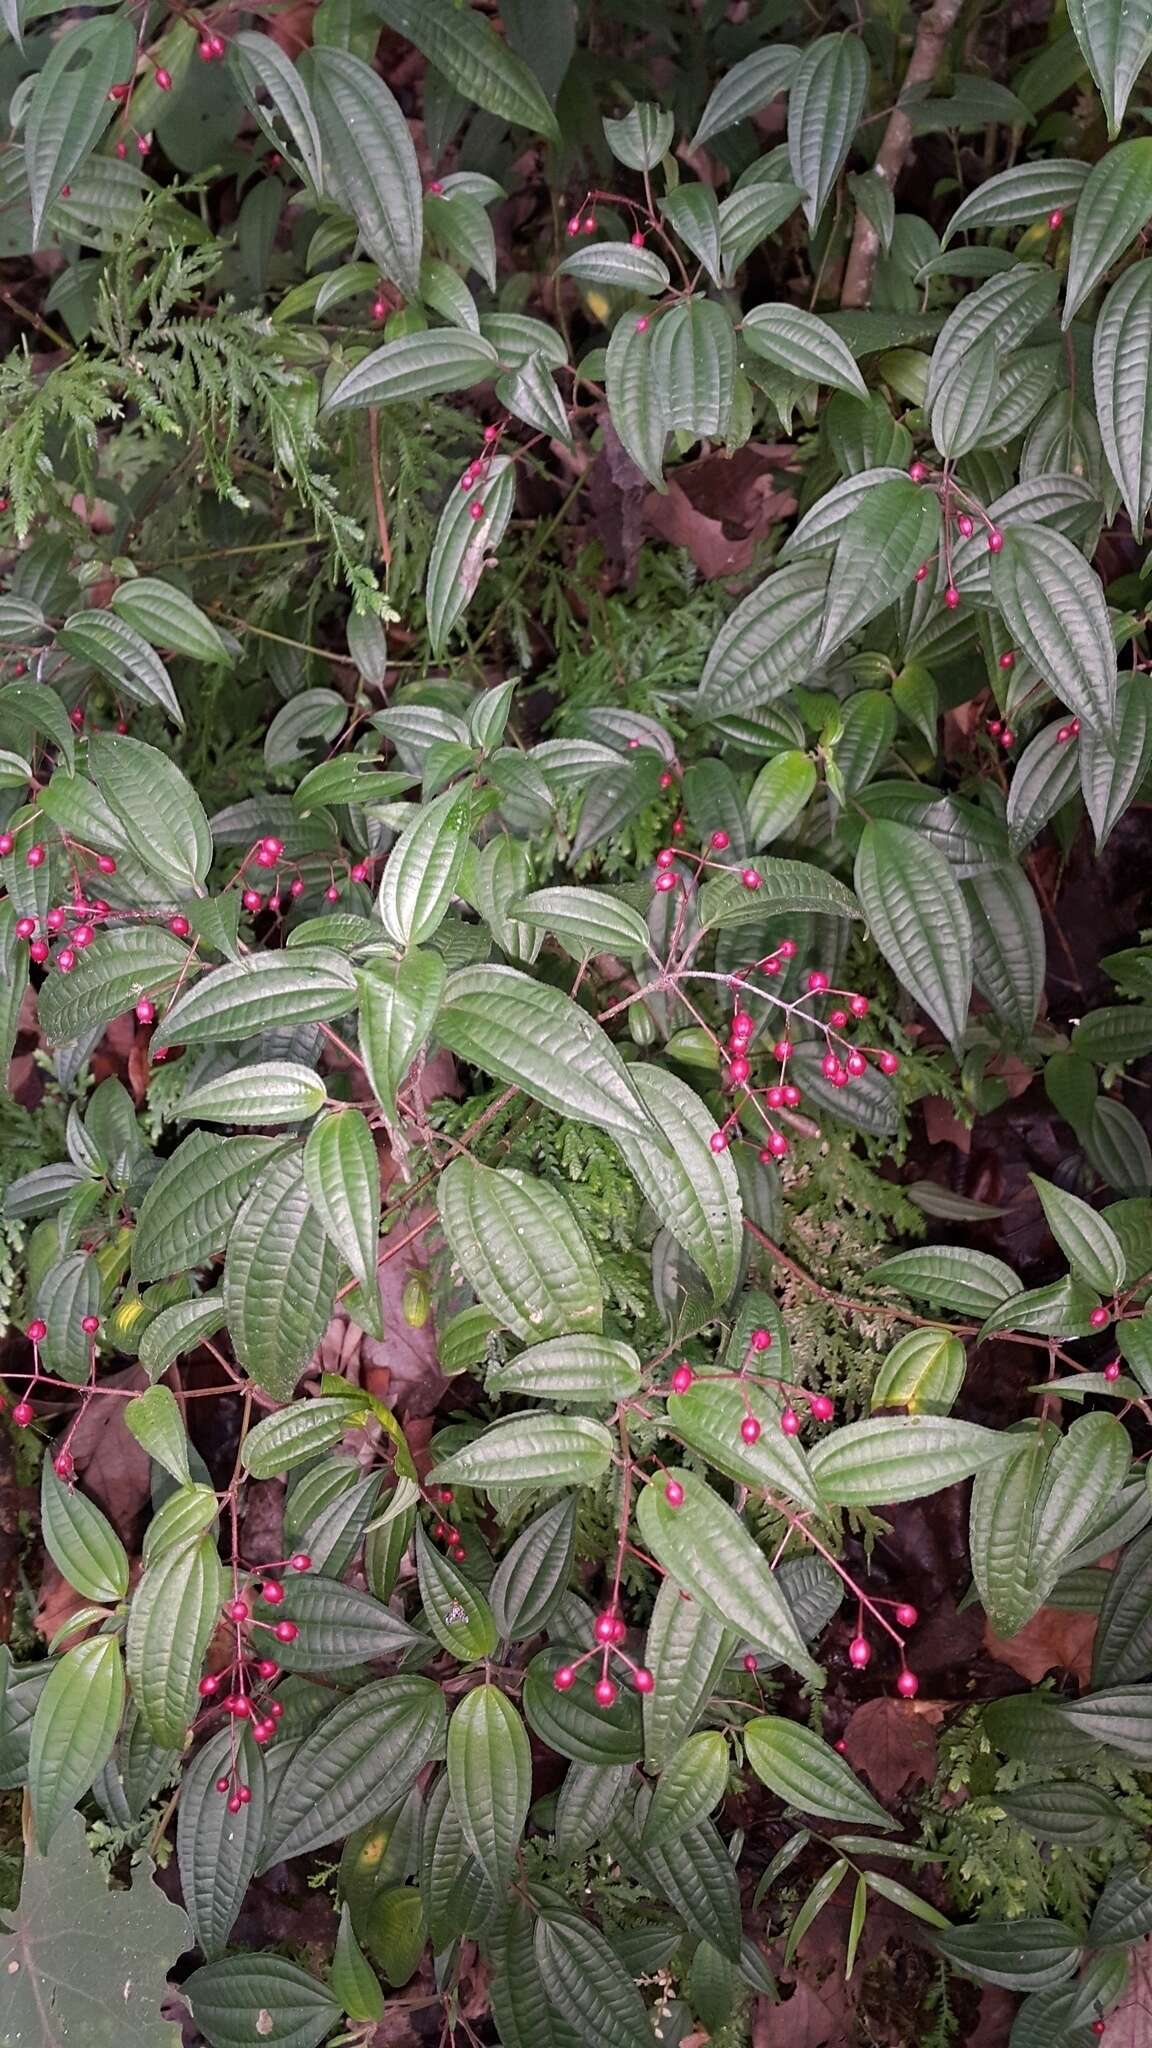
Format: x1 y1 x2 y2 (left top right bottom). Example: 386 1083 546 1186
719 181 805 280
427 454 517 652
787 33 870 229
535 1913 654 2048
691 47 801 148
133 1131 290 1280
641 1731 730 1848
141 1485 219 1568
927 266 1058 410
524 1651 644 1765
229 31 324 190
635 1469 822 1685
650 298 735 438
377 785 473 948
125 1530 221 1746
1093 260 1152 534
696 854 861 928
1074 1005 1152 1063
817 481 941 657
609 1808 742 1960
373 0 560 139
1085 1095 1152 1196
303 1107 379 1292
992 525 1116 738
0 1809 190 2048
930 332 1000 459
496 352 571 443
257 1570 426 1668
489 1495 577 1639
605 312 668 491
428 1412 614 1491
964 864 1046 1037
357 950 445 1125
1048 1683 1152 1762
969 1431 1052 1634
515 886 652 961
260 1674 445 1867
39 1461 128 1605
667 1377 825 1516
1088 1860 1152 1944
436 964 658 1144
742 304 867 399
490 1335 642 1404
642 1575 733 1772
109 578 231 665
935 1920 1080 1992
25 18 136 246
185 1955 343 2048
746 751 817 846
35 1253 100 1385
808 1415 1019 1505
415 1523 498 1660
177 1726 266 1960
1080 675 1152 849
1064 139 1152 325
448 1684 531 1889
37 925 194 1049
1006 721 1082 854
871 1327 966 1415
124 1384 190 1484
29 1634 124 1850
604 102 674 171
1068 0 1152 132
855 820 972 1050
559 243 671 296
695 560 828 717
613 1066 742 1302
745 1716 894 1831
1032 1413 1132 1570
323 328 499 413
554 1763 636 1862
332 1903 385 2023
1029 1173 1126 1293
308 47 422 297
180 1061 327 1126
155 948 358 1048
57 608 182 727
438 1155 602 1340
224 1152 341 1401
659 186 723 287
943 161 1090 241
241 1397 366 1477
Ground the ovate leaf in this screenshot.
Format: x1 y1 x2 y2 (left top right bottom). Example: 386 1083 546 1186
223 1151 341 1400
605 313 668 491
155 949 358 1048
125 1531 221 1747
447 1684 531 1890
1093 260 1152 532
855 820 973 1049
742 304 867 399
612 1066 742 1302
808 1415 1018 1505
438 1155 602 1340
303 1107 380 1292
260 1675 444 1867
1068 0 1152 137
25 19 136 246
428 1412 614 1491
29 1635 124 1850
57 609 182 727
177 1727 266 1959
377 785 473 948
358 950 446 1123
373 0 560 139
1029 1174 1126 1294
1063 139 1152 325
745 1716 894 1831
309 48 423 299
787 34 870 229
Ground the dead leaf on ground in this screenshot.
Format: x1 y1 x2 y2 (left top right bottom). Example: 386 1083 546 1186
984 1604 1096 1686
1101 1933 1151 2048
642 444 796 578
841 1696 938 1803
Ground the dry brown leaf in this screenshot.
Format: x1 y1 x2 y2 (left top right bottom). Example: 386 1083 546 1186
1102 1934 1152 2047
984 1604 1097 1686
840 1696 938 1803
753 1974 852 2048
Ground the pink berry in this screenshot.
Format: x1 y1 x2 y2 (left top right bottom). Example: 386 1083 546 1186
773 1039 791 1062
109 81 130 100
957 513 973 538
766 1131 789 1158
155 67 171 88
372 297 387 322
198 36 214 58
199 1674 220 1697
671 1365 693 1394
741 867 761 890
740 1415 761 1445
135 999 155 1024
14 917 35 938
709 1130 729 1154
225 1598 249 1623
878 1051 899 1075
908 461 927 483
594 1612 617 1644
257 1659 280 1680
810 1395 835 1422
634 1667 654 1693
914 563 929 582
238 1784 252 1805
1048 209 1064 230
553 1664 576 1691
274 1620 298 1642
251 1720 274 1744
750 1329 772 1352
778 939 797 959
325 884 340 902
1103 1360 1121 1382
242 889 262 911
81 1314 100 1334
215 1775 231 1793
807 970 829 993
743 1654 758 1674
783 1085 801 1107
483 424 500 443
227 1792 243 1812
350 863 368 883
849 994 869 1018
290 877 305 897
654 871 677 893
260 1579 284 1604
944 585 960 610
630 231 645 247
255 847 276 869
290 1553 311 1571
896 1669 919 1698
1000 728 1014 749
765 1085 785 1109
728 1055 750 1086
53 1450 74 1479
664 1479 684 1508
1089 1305 1111 1329
0 835 13 857
635 317 649 333
896 1603 918 1628
225 1694 251 1718
655 848 675 869
97 855 117 874
780 1406 800 1436
830 1008 848 1028
846 1051 867 1077
711 830 730 850
45 907 66 933
999 650 1015 670
822 1051 841 1080
25 843 44 867
987 530 1003 554
566 216 580 236
849 1636 871 1669
29 941 48 964
169 914 190 937
72 925 93 949
594 1677 617 1708
582 215 596 232
26 1319 46 1342
12 1401 34 1426
469 500 484 520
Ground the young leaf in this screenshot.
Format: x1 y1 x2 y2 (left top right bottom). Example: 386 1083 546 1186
28 1634 125 1849
745 1716 894 1831
787 34 870 230
447 1684 531 1889
854 820 973 1049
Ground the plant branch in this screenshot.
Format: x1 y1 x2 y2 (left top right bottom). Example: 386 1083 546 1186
840 0 964 308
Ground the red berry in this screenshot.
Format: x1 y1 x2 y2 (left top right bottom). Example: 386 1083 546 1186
255 847 276 869
199 1674 220 1697
155 66 172 88
908 461 927 483
227 1791 243 1812
553 1665 576 1691
594 1612 617 1644
664 1479 684 1508
711 830 730 850
81 1314 100 1334
766 1131 789 1157
26 1319 46 1343
25 843 44 868
225 1598 249 1623
822 1051 841 1081
215 1775 231 1793
750 1329 772 1352
987 529 1003 554
849 994 869 1018
274 1620 298 1642
1000 728 1014 749
72 925 93 949
0 836 13 857
53 1450 74 1479
97 855 117 874
469 500 484 520
896 1603 918 1627
256 1658 279 1680
582 215 596 232
1091 2025 1105 2038
896 1668 919 1698
743 1654 758 1673
1048 208 1064 230
566 216 580 236
783 1085 801 1107
849 1636 871 1669
1090 1306 1111 1329
135 999 155 1024
350 863 368 883
198 37 214 58
655 848 675 869
670 1364 693 1394
1103 1360 1121 1382
999 650 1015 670
238 1783 252 1804
12 1401 33 1426
593 1677 617 1708
14 917 35 938
829 1008 848 1028
483 424 500 443
765 1085 785 1109
914 562 929 582
878 1050 899 1075
290 877 305 897
778 939 797 960
450 1544 466 1562
109 81 130 100
727 1054 750 1086
634 1666 654 1693
290 1553 311 1572
846 1051 867 1077
45 907 66 933
740 1415 761 1445
325 884 340 902
654 871 677 893
29 941 48 964
251 1720 274 1743
773 1040 791 1062
957 513 973 539
260 1579 284 1604
630 231 645 247
242 889 262 911
709 1130 729 1154
810 1395 835 1422
944 585 960 610
741 868 761 890
780 1406 800 1436
807 970 829 993
169 915 190 937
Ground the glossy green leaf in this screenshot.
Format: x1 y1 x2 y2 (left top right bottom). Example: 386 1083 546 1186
745 1716 893 1831
523 1651 644 1766
489 1495 577 1638
659 186 722 286
331 1902 385 2023
448 1683 531 1888
377 785 473 949
156 948 358 1048
1093 261 1152 532
871 1327 966 1415
39 1461 128 1606
691 46 802 148
438 1155 601 1340
427 454 517 652
603 102 674 171
605 311 668 491
428 1412 614 1491
613 1065 742 1302
818 481 941 657
742 304 866 400
258 1570 426 1668
964 864 1046 1036
28 1634 124 1850
667 1376 825 1515
37 926 194 1049
787 34 869 229
1064 139 1152 325
1029 1174 1126 1292
641 1730 730 1848
515 885 652 960
109 578 231 665
943 159 1089 241
308 47 422 296
358 950 446 1123
230 31 324 189
58 608 182 727
991 525 1116 738
695 560 828 717
935 1919 1080 1992
490 1334 641 1403
855 820 972 1049
1080 675 1152 849
535 1912 654 2048
323 328 499 413
261 1675 445 1867
133 1132 290 1279
242 1397 366 1477
373 0 560 138
808 1415 1019 1504
642 1575 734 1772
303 1107 379 1291
125 1531 221 1746
650 298 735 437
559 243 670 296
1006 721 1082 854
86 734 211 896
25 18 136 246
224 1152 341 1400
180 1061 327 1126
124 1384 190 1484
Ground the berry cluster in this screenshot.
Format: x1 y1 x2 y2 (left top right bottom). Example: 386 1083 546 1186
906 460 1004 611
552 1603 653 1706
456 424 504 524
197 1555 311 1807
